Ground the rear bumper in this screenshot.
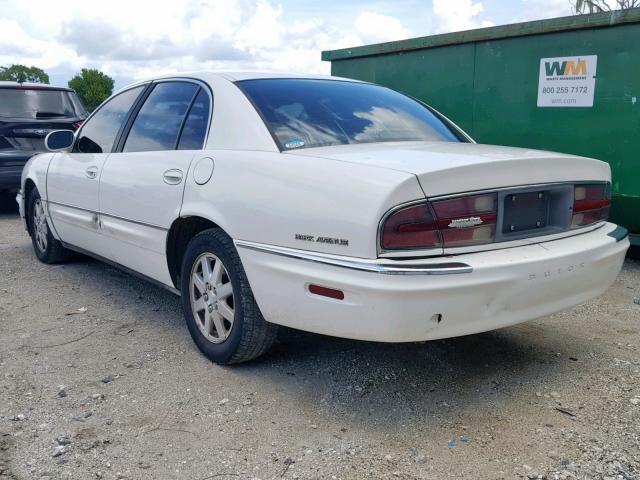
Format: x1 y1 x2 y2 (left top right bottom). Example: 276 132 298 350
0 165 24 191
0 151 36 192
237 222 628 342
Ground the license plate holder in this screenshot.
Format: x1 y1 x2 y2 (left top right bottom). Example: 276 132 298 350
502 190 550 234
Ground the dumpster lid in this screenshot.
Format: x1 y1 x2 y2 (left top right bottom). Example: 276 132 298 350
322 8 640 62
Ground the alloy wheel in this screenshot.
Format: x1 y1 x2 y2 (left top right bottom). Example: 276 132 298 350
189 252 235 343
33 199 48 252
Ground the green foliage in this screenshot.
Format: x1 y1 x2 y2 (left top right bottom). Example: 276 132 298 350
0 64 49 84
68 69 115 112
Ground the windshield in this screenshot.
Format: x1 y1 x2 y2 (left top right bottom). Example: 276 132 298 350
0 88 87 119
237 79 465 150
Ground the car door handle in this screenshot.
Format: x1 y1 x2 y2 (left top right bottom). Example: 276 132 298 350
163 169 183 185
85 166 98 179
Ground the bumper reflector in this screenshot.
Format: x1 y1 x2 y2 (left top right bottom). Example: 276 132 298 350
309 284 345 300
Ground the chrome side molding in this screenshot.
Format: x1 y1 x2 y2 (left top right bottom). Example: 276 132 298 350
234 240 473 275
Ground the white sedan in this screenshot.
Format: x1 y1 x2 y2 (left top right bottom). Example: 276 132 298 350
17 72 629 364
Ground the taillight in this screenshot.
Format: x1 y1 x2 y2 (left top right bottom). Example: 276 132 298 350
381 193 498 250
72 120 84 130
432 193 498 247
381 203 441 249
381 183 610 252
571 183 610 228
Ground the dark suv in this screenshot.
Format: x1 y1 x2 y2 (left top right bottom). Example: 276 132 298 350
0 82 87 200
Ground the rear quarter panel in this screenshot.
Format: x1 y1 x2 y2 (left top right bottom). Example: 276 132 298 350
179 150 425 258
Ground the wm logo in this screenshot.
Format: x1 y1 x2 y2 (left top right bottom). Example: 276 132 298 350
545 59 587 76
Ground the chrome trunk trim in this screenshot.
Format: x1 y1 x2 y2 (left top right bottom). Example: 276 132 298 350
234 240 472 275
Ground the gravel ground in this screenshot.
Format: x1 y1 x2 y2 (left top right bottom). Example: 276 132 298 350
0 209 639 480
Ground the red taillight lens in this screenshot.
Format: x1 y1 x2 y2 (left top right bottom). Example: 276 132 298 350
571 183 610 228
381 203 441 249
381 193 498 250
432 193 498 247
72 120 84 130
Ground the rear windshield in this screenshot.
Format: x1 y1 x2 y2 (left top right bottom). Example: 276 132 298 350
0 88 87 119
236 79 464 150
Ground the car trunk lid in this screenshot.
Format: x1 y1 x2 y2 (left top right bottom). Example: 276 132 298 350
291 141 611 255
289 141 610 196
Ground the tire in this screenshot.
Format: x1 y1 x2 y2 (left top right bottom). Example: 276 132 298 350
180 228 277 364
28 189 73 264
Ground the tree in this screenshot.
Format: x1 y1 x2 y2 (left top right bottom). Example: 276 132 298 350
573 0 639 13
68 69 114 112
0 64 49 84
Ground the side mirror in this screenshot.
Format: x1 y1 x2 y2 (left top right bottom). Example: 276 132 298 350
45 130 75 152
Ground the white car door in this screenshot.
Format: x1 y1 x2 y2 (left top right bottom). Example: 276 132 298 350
98 81 212 285
46 86 146 259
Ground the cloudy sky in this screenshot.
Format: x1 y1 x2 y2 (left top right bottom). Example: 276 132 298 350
0 0 574 89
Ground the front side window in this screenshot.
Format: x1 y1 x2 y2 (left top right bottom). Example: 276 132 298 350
123 82 198 152
237 79 465 151
75 86 144 154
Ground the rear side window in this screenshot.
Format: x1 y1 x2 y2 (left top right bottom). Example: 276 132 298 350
0 88 87 120
177 89 210 150
76 86 144 154
124 82 198 152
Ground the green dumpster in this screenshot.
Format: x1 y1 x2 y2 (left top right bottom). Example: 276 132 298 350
322 9 640 247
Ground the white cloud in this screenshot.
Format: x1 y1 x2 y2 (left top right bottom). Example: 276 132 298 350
432 0 494 33
4 0 407 86
0 0 333 86
520 0 573 21
236 1 285 50
0 18 80 70
6 0 545 88
354 12 411 44
186 0 244 41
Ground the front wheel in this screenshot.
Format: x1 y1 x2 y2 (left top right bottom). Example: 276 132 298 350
180 228 277 364
28 189 73 264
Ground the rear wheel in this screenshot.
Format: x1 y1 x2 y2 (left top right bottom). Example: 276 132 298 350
180 228 277 364
28 189 72 264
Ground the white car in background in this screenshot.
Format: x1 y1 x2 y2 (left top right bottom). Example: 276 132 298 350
17 72 629 364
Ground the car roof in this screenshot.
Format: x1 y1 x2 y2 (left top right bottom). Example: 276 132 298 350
0 81 74 91
127 71 363 87
214 71 360 82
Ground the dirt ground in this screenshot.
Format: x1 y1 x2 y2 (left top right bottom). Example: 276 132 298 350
0 208 639 480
